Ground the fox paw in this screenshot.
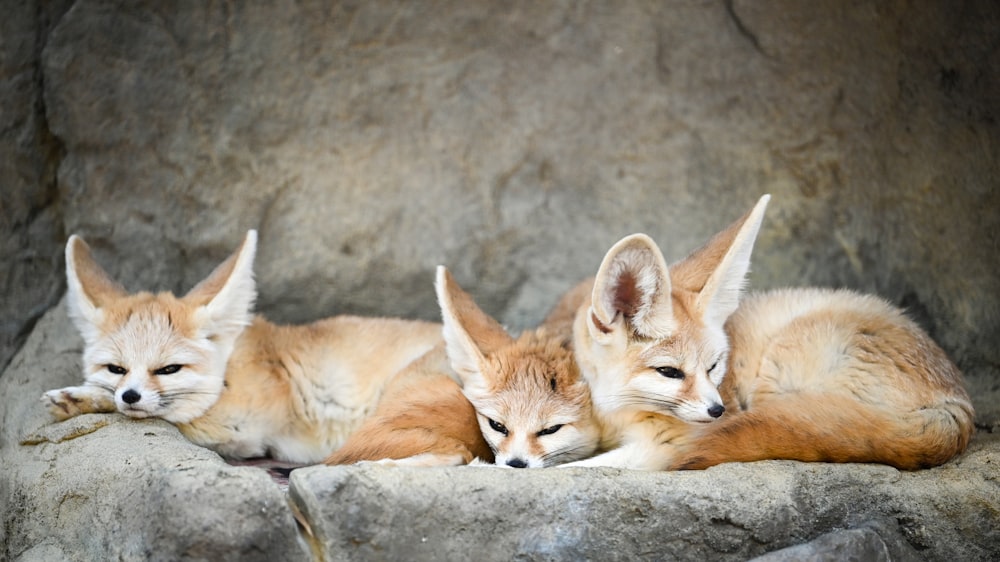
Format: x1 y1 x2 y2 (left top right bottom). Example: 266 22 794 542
41 386 115 421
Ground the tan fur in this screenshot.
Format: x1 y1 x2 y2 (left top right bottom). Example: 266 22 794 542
324 345 493 466
326 267 601 468
565 195 975 470
43 231 442 463
670 288 975 470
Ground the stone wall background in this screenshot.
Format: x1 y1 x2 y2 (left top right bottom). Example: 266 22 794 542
3 1 998 384
3 0 998 395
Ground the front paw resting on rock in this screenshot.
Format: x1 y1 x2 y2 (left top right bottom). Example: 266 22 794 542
42 386 116 421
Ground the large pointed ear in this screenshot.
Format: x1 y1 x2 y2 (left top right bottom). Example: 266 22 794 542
671 194 770 328
184 230 258 340
65 235 128 340
590 234 675 341
435 266 513 393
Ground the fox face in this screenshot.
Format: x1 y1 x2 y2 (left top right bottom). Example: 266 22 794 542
579 196 770 425
596 317 728 424
51 231 258 424
435 267 600 468
463 332 599 468
76 293 228 423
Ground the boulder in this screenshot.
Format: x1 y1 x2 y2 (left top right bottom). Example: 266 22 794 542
0 0 73 371
290 440 999 561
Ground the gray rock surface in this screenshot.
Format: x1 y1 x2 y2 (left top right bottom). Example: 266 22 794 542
3 0 1000 560
0 0 73 371
750 521 923 562
289 440 999 561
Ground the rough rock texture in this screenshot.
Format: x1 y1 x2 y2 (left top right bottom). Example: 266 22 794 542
752 521 923 562
33 1 1000 357
3 0 1000 560
290 444 999 561
0 0 73 371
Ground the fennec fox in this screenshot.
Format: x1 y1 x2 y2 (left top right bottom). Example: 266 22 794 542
42 231 441 463
565 195 975 470
327 266 601 468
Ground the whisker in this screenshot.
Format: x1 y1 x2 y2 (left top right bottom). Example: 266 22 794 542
542 442 599 460
608 391 683 411
88 382 117 393
542 444 597 465
158 390 219 398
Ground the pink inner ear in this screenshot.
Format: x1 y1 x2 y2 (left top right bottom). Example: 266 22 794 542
71 239 128 308
612 270 641 318
590 311 612 335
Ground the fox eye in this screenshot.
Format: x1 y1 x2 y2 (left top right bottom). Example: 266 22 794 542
537 424 563 436
487 418 509 436
106 364 127 375
655 366 685 379
154 364 183 375
708 361 719 373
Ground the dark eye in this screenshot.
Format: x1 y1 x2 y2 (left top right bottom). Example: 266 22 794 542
106 364 127 375
708 361 719 373
154 364 183 375
488 418 509 436
655 366 686 379
537 424 563 436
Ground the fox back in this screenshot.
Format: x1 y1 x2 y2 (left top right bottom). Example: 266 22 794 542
324 344 494 467
670 287 975 470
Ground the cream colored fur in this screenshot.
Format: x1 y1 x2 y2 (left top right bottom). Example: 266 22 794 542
564 195 974 470
43 231 441 463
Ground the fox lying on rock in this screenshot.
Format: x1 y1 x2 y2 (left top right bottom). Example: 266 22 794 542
563 195 975 470
42 231 441 463
43 197 975 473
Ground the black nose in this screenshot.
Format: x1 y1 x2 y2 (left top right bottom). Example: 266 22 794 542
506 458 528 468
121 389 141 404
707 404 725 418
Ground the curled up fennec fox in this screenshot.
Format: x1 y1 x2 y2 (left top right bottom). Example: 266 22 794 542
564 194 975 471
42 230 442 463
326 266 601 468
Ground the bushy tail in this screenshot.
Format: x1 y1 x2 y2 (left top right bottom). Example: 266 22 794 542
669 393 975 470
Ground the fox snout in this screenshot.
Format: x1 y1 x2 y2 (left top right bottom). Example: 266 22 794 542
116 383 159 417
493 446 544 469
681 373 727 422
684 400 726 423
